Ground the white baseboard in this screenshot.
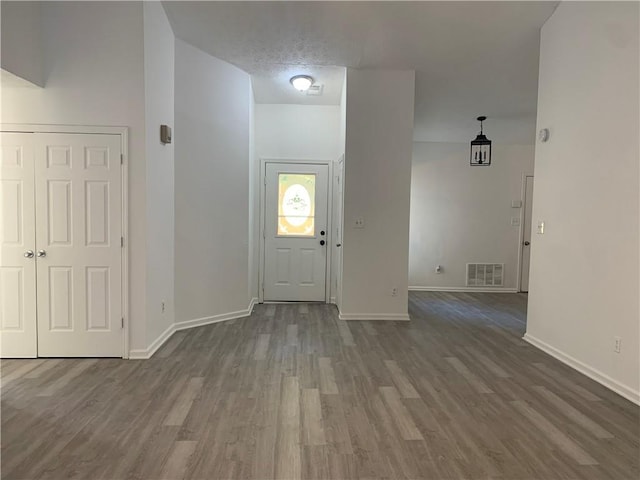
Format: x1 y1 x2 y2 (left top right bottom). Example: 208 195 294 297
128 298 258 360
523 333 640 405
339 312 410 321
175 298 257 332
409 286 518 293
129 323 176 360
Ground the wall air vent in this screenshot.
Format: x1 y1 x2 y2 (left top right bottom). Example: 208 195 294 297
466 263 504 287
306 84 324 96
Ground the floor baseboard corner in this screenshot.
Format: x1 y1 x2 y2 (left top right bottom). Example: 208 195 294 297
129 298 257 360
409 286 518 293
523 333 640 406
338 312 410 321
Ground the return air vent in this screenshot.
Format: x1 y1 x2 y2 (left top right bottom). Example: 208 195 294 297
306 84 324 96
466 263 504 287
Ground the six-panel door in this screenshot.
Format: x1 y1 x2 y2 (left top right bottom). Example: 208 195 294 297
0 133 38 357
263 163 329 302
0 132 123 357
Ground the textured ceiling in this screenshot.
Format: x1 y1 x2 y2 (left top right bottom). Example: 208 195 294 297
163 1 559 143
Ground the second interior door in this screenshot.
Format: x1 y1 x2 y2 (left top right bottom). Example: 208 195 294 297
264 163 329 302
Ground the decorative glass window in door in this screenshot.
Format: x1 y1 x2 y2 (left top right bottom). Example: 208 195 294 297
278 173 315 236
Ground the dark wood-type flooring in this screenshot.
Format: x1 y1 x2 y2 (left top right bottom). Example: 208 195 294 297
2 292 638 479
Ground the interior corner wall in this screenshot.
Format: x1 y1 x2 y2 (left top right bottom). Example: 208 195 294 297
143 2 175 347
338 70 347 157
174 38 252 325
0 1 148 351
0 1 44 86
249 85 259 300
341 68 415 319
526 1 639 402
336 71 347 309
410 142 534 290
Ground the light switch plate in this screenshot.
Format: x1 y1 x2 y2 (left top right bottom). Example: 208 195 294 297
537 221 545 234
511 200 522 208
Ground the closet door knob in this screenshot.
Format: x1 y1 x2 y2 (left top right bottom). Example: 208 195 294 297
24 250 34 258
37 250 47 258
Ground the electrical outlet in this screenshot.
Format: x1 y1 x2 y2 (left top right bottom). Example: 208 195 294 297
161 301 166 314
614 337 622 353
354 217 365 229
391 287 398 297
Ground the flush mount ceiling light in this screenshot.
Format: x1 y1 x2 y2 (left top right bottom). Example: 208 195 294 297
290 75 314 92
470 116 492 166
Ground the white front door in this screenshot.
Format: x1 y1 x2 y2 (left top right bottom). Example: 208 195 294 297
264 163 329 301
520 175 534 292
0 133 38 357
35 133 123 357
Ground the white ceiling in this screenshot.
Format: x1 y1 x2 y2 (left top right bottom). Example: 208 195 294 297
163 1 559 143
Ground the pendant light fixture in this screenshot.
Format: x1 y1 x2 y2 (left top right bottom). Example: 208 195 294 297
470 116 492 166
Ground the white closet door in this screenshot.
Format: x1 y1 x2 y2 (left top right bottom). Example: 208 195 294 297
35 133 123 357
0 133 38 357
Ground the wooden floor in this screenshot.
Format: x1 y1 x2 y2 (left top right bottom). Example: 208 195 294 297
2 292 638 479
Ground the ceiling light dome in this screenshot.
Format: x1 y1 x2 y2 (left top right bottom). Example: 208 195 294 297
290 75 314 92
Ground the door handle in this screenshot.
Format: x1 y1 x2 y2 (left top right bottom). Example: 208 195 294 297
524 241 530 246
37 250 47 258
24 250 34 258
320 240 325 246
336 243 342 247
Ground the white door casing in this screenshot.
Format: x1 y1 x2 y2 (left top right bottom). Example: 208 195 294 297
35 133 123 357
263 162 329 302
520 175 534 292
0 133 38 357
334 156 344 309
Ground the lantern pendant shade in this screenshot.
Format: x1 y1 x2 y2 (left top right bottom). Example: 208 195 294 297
470 116 492 166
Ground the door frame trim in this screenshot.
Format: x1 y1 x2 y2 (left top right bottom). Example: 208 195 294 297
259 158 334 304
517 174 534 293
1 124 130 358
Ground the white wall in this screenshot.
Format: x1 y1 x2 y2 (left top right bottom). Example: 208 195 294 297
248 87 259 301
338 71 347 157
143 2 175 346
1 1 44 86
174 38 253 324
254 104 341 160
526 2 639 403
0 1 149 351
410 142 534 290
341 68 415 320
